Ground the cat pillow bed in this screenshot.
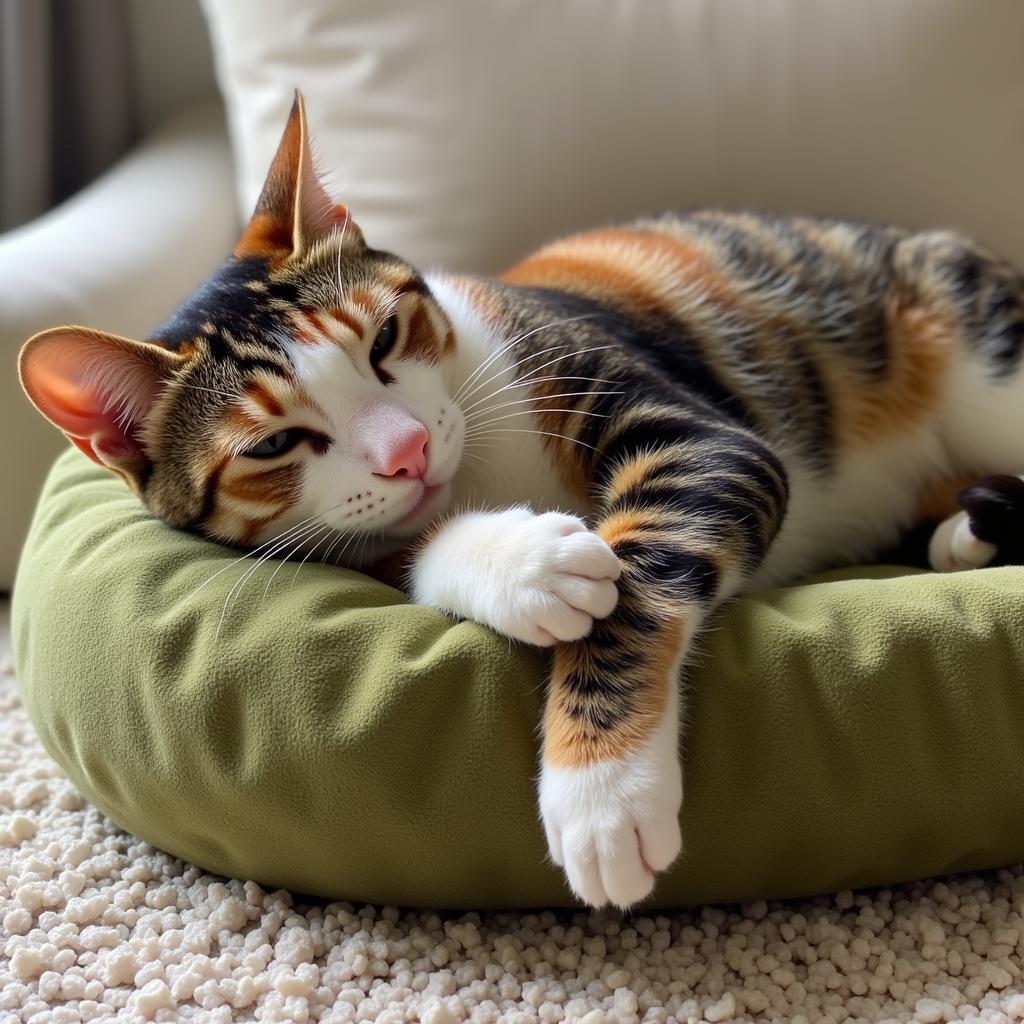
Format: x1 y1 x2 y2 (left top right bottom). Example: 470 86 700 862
14 446 1024 908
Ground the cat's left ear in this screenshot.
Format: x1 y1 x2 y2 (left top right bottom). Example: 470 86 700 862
19 327 185 492
235 90 362 263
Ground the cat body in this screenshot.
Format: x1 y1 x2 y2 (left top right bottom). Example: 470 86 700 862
20 96 1024 908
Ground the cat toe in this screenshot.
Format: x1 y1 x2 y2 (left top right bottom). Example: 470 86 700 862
555 530 622 581
552 575 619 619
595 826 657 909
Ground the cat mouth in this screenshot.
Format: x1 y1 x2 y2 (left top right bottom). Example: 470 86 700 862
394 480 449 527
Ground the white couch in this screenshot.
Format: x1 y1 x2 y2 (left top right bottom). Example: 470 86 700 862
4 0 1023 591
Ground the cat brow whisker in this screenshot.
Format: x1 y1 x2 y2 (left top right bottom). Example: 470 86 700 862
160 379 240 402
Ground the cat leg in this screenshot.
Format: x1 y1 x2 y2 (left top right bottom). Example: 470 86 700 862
929 474 1024 571
540 406 788 908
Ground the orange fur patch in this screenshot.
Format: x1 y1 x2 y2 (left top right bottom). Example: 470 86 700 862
328 307 364 338
833 300 954 447
501 228 736 313
544 615 686 767
244 380 285 418
403 302 439 362
915 474 979 523
234 213 292 263
596 508 652 548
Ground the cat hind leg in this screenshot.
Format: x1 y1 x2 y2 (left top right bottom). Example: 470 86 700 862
928 474 1024 571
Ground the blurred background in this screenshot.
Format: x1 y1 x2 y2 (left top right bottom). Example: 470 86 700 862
1 0 215 233
1 0 1022 591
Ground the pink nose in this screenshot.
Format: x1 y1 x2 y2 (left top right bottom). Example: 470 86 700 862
376 424 429 479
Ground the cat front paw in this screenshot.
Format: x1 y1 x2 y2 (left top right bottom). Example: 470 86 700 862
539 729 683 910
487 509 622 646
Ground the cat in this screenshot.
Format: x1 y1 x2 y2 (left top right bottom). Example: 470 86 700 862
19 93 1024 909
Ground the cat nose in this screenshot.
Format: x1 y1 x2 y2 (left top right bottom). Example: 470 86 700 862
376 424 428 479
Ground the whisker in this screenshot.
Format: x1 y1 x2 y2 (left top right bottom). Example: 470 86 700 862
211 494 357 634
291 524 350 583
453 313 595 405
463 391 623 424
188 507 339 600
458 449 501 492
160 379 239 402
456 343 569 409
327 527 362 567
458 344 618 415
262 524 332 599
450 328 553 405
466 408 612 436
215 519 329 640
504 373 620 389
463 426 598 451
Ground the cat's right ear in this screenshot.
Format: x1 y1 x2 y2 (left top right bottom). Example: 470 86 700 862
19 327 184 492
235 90 362 263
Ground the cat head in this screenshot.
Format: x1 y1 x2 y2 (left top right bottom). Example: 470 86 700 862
19 93 465 556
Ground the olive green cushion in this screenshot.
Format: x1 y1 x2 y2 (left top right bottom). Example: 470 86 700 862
13 448 1024 908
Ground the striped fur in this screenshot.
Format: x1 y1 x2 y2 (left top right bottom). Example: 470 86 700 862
19 96 1024 908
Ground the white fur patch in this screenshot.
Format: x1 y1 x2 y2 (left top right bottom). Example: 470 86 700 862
425 273 590 517
539 684 683 910
928 510 998 572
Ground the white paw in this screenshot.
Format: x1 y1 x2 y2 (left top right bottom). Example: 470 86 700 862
928 511 997 573
539 708 683 909
419 507 621 645
497 510 621 645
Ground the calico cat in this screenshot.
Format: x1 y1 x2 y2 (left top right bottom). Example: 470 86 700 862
19 94 1024 909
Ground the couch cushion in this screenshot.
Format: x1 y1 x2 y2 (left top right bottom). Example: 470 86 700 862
201 0 1024 274
14 448 1024 908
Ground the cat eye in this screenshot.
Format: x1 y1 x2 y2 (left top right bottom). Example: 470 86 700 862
370 315 399 366
241 428 307 459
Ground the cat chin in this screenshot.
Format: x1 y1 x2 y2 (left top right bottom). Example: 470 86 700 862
385 480 453 538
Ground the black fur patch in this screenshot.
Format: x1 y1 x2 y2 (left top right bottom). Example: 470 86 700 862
959 475 1024 565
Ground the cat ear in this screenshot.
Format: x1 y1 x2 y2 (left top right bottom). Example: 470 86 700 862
19 327 185 491
235 90 362 262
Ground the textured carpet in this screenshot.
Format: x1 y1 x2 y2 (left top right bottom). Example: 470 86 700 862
5 604 1024 1022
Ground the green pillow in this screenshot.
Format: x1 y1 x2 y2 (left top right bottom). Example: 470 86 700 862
14 448 1024 908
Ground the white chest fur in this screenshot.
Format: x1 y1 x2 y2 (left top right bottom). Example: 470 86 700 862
426 274 590 519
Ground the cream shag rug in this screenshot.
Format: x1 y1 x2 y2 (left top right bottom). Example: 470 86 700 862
5 604 1024 1023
